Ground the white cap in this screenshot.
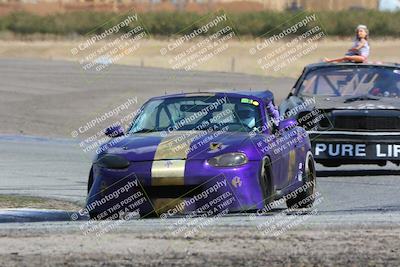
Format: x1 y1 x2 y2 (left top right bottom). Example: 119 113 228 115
356 24 369 35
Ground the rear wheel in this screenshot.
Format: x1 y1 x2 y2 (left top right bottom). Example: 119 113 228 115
286 152 316 209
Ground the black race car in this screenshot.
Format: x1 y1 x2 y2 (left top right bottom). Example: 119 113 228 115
280 62 400 167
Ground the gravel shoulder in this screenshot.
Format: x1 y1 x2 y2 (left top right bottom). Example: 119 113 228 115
0 195 81 210
0 213 399 267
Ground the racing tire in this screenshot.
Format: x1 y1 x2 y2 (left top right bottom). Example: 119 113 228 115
286 151 316 209
87 167 100 220
87 167 94 194
260 157 275 207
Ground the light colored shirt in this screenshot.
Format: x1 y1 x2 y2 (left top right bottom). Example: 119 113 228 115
346 39 369 58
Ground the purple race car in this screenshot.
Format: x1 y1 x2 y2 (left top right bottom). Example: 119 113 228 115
86 91 316 220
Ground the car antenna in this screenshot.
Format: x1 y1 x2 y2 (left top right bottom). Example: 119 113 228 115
164 89 167 95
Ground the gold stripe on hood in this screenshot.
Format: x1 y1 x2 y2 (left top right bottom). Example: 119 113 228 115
151 132 194 186
154 132 191 160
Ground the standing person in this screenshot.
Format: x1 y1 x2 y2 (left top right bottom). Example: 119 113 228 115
324 25 370 63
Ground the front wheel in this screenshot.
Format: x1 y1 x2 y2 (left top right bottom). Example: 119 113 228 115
286 151 316 209
87 167 94 194
260 157 275 207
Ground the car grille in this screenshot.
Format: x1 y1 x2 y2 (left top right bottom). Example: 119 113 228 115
334 116 400 131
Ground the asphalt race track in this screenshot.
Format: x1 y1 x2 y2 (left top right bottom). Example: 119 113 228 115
0 58 294 137
1 135 400 213
1 59 400 266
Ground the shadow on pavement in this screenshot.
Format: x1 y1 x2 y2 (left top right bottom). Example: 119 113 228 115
0 209 88 223
317 169 400 177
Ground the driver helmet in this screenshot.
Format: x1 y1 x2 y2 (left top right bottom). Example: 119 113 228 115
236 105 256 129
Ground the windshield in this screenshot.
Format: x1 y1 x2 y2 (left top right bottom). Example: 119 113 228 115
129 95 262 134
298 66 400 98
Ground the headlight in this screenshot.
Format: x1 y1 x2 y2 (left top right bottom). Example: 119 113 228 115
207 153 248 167
95 154 130 169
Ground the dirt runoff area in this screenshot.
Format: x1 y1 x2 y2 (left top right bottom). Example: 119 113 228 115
1 39 400 78
0 222 399 266
0 195 81 210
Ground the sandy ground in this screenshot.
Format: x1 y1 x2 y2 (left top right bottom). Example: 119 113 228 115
0 39 399 78
0 195 80 210
0 217 399 266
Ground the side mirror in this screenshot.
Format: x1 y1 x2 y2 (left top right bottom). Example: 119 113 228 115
105 125 124 138
278 118 297 132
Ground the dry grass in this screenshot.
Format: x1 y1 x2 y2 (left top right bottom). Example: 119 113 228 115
0 38 399 78
0 195 81 210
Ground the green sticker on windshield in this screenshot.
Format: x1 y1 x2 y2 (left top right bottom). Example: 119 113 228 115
241 98 252 104
241 98 259 106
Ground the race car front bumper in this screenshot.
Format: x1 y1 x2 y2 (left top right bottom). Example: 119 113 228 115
86 160 266 219
308 130 400 165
